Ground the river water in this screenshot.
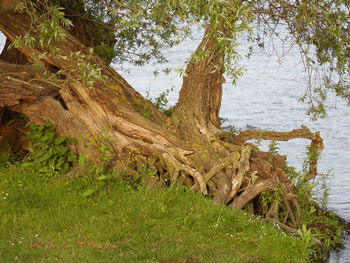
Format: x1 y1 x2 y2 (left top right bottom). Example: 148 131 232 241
1 29 349 262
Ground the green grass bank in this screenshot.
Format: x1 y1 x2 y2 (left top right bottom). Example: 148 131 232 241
0 163 311 263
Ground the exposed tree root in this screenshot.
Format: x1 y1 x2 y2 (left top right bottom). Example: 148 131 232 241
233 125 323 181
266 200 279 220
265 218 323 246
161 152 207 195
265 218 299 234
204 150 240 183
232 180 275 210
227 145 252 202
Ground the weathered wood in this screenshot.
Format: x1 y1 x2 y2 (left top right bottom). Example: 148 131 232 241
227 145 252 202
265 218 322 245
212 171 231 204
204 150 240 183
0 11 165 123
234 125 314 144
0 11 199 187
284 199 297 228
305 131 324 181
0 0 18 14
265 218 299 234
235 125 323 182
265 200 279 220
231 180 274 210
0 60 61 108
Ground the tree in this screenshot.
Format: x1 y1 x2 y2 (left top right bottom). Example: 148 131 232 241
0 0 349 233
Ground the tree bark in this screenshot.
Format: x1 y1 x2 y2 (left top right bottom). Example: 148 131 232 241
171 26 225 130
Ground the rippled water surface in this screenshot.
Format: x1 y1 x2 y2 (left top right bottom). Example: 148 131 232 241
1 30 349 261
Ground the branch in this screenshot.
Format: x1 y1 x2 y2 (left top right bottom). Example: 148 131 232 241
234 125 314 144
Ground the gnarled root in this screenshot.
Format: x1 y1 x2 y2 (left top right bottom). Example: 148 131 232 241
232 179 275 209
166 125 325 235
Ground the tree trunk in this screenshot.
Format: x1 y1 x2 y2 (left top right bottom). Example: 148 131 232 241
171 26 225 131
0 7 324 231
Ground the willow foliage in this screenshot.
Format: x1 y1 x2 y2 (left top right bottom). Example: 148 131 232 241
19 0 350 118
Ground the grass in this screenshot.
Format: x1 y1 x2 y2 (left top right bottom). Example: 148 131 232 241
0 163 311 263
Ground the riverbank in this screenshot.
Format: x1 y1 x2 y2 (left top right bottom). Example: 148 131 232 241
1 155 349 263
0 161 312 263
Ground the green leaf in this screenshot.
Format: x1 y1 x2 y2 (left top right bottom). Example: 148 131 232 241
67 152 77 162
78 154 86 165
99 146 108 152
63 162 70 173
69 137 78 145
54 136 67 145
35 152 52 163
42 122 53 128
83 188 95 197
56 145 68 155
55 157 65 168
41 132 54 143
97 175 107 181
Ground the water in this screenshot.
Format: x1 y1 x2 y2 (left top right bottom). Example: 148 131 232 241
1 29 349 261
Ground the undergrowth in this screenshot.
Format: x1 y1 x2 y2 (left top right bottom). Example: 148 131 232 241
24 122 78 177
259 140 345 262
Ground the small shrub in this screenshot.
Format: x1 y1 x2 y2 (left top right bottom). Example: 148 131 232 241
25 122 77 177
147 88 176 117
